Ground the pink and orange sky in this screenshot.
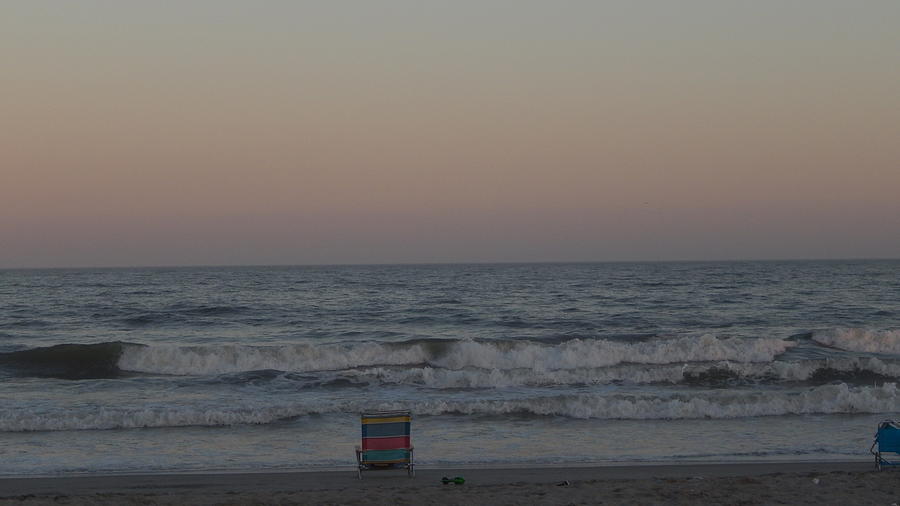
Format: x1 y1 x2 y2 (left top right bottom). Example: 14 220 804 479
2 1 899 268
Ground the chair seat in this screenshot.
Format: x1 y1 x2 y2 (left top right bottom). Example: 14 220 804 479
361 448 411 463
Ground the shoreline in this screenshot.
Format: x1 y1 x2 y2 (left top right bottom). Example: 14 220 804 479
0 461 887 505
0 457 873 480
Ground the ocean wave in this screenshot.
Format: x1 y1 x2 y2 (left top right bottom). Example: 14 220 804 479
813 328 900 355
682 356 900 385
117 341 431 375
439 335 792 369
117 335 794 376
0 342 126 379
2 383 896 431
0 403 329 432
341 357 900 388
388 383 900 420
5 337 895 386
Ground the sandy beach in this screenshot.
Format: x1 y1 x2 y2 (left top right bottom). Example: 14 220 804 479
1 461 895 505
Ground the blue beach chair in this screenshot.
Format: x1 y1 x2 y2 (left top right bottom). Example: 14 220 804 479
870 420 900 470
355 410 414 479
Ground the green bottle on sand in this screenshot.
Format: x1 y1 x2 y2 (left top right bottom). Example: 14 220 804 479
441 476 465 485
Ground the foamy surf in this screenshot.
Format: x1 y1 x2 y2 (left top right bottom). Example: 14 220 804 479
813 328 900 355
5 338 898 389
342 356 900 388
378 383 900 420
115 335 795 376
2 383 896 432
0 403 332 432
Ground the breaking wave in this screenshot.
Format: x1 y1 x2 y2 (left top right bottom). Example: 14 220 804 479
8 338 900 389
117 335 793 376
813 328 900 355
340 356 900 388
388 383 900 420
0 342 126 379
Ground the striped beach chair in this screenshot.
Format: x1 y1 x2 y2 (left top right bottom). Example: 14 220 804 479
355 410 414 479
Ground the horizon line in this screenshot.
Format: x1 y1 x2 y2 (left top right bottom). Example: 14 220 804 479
2 256 898 271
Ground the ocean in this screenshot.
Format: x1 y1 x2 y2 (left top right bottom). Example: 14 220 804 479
1 260 898 476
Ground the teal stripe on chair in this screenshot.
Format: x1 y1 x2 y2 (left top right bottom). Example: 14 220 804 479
362 422 410 438
362 449 410 462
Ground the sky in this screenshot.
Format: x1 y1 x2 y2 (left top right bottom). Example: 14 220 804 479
2 1 899 268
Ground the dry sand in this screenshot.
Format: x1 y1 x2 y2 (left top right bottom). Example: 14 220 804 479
1 461 897 505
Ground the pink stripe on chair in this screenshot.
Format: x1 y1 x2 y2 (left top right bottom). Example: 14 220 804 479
362 436 411 451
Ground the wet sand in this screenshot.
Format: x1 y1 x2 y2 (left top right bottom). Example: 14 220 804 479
1 461 894 505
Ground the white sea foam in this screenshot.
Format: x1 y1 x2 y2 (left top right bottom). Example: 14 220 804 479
813 328 900 355
117 335 795 376
345 364 690 388
117 342 431 375
343 357 900 389
0 403 331 432
3 383 896 432
429 335 792 370
387 383 900 420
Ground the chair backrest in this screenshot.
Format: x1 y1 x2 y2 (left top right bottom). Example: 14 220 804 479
360 410 411 463
877 421 900 452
